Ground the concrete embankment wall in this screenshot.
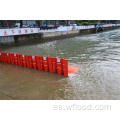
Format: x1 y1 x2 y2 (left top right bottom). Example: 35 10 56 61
104 26 120 31
40 28 95 40
14 34 41 43
0 28 94 45
79 28 95 35
0 25 120 45
41 30 80 39
0 36 15 44
0 34 42 45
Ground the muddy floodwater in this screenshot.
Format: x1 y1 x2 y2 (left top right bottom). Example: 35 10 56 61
0 30 120 100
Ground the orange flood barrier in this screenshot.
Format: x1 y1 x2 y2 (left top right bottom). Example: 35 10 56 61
68 66 80 75
0 52 80 77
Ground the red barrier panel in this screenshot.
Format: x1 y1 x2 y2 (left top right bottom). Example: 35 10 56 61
48 57 53 73
18 54 20 65
18 54 23 66
32 56 36 63
32 55 37 69
68 66 80 75
0 52 2 63
0 52 4 63
3 53 5 63
29 60 33 68
40 56 44 70
14 53 18 65
10 53 14 64
36 56 44 70
57 58 63 75
1 52 5 63
8 53 11 64
4 53 7 63
43 57 49 71
22 55 27 67
33 63 37 69
6 53 11 64
28 55 32 68
16 54 20 65
29 55 32 60
3 53 6 63
29 59 33 68
25 55 29 68
52 58 57 73
63 58 68 77
35 55 40 70
0 52 1 63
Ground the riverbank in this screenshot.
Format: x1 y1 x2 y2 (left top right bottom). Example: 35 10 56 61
0 25 120 45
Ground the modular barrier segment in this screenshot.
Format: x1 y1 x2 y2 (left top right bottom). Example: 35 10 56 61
0 52 69 77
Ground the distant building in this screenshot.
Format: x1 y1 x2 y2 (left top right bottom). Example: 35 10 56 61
21 20 40 28
0 20 13 28
0 20 40 29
